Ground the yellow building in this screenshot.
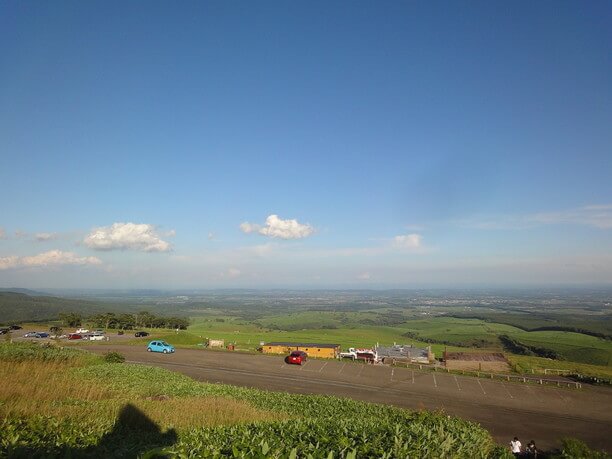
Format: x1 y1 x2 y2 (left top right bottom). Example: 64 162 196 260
262 342 340 359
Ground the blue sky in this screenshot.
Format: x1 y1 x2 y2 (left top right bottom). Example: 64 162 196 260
1 1 611 288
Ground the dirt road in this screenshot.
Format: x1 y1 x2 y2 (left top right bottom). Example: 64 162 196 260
85 345 612 451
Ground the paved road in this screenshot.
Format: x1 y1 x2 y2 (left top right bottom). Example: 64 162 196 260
86 345 612 451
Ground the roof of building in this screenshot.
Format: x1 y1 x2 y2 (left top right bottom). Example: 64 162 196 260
444 352 507 362
376 344 429 359
265 342 340 349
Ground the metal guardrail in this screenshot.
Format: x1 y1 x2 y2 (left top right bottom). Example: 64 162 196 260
388 361 583 389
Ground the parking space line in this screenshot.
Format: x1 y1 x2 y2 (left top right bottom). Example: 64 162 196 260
338 362 346 374
432 373 437 388
391 368 394 381
500 381 514 399
454 375 462 391
358 365 364 377
477 379 486 395
319 362 328 373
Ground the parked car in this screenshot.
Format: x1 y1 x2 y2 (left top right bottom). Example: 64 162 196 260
286 350 308 365
147 340 175 354
35 332 49 338
68 333 83 340
135 331 150 337
0 328 9 335
23 332 40 338
88 334 106 341
9 325 22 330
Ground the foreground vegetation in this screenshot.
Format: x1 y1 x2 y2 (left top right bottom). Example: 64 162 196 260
0 342 507 458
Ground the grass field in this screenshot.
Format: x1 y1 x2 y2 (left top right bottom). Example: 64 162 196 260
181 314 612 367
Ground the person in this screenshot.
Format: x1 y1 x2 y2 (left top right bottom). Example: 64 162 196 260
510 437 522 457
525 440 537 458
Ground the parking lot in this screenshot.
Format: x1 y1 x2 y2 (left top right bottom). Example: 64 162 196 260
84 344 612 451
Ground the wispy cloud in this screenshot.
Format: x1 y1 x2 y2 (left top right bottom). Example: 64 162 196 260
220 267 241 279
393 234 422 249
530 204 612 229
458 204 612 230
35 232 58 242
0 250 102 270
84 223 173 252
241 214 315 240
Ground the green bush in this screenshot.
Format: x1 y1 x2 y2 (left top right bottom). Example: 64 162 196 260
103 351 126 364
557 438 611 459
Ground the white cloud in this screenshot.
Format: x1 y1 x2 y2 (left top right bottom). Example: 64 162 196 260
0 250 102 270
240 222 260 234
35 232 57 242
393 234 422 249
240 214 314 240
84 223 173 252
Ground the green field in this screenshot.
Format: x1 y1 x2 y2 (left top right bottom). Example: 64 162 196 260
7 290 612 377
180 313 612 369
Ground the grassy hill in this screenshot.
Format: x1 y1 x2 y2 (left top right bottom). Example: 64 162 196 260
0 342 504 458
0 291 141 324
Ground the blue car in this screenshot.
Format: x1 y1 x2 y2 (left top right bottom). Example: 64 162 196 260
147 340 175 354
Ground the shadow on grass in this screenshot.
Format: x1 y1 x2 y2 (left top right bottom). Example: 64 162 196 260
90 403 177 458
8 403 177 458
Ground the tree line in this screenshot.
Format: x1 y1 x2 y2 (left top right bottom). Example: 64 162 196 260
58 311 189 330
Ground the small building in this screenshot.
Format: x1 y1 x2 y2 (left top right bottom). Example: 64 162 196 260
443 351 510 372
262 342 341 359
207 339 225 348
376 344 433 364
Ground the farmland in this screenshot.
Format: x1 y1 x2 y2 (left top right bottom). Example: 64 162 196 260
178 313 612 368
3 288 612 376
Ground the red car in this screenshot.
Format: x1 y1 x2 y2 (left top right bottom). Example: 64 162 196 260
286 350 308 365
68 333 83 340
